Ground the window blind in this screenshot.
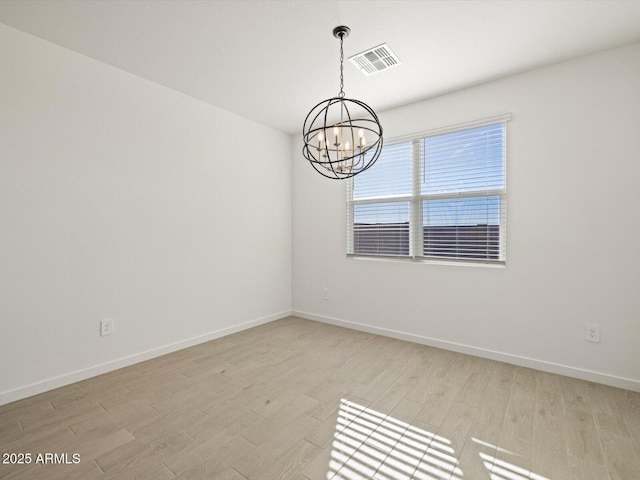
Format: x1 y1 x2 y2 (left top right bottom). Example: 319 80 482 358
347 140 413 256
347 115 509 264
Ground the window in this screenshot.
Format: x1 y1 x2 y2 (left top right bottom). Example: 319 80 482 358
347 114 509 264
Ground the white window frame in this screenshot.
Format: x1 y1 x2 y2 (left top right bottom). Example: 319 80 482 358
347 113 510 265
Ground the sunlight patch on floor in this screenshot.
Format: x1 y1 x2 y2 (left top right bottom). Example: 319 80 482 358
478 452 550 480
326 399 553 480
328 398 461 479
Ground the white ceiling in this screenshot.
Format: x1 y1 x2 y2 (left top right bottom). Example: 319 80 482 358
2 0 640 134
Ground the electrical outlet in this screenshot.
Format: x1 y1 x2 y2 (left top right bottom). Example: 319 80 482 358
585 323 600 343
100 318 114 336
323 288 329 301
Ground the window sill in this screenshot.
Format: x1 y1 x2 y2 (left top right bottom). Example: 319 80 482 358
346 254 506 269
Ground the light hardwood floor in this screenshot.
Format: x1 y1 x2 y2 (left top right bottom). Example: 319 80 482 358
1 316 639 480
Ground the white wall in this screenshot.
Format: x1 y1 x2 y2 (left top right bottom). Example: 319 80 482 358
293 42 640 391
0 24 292 405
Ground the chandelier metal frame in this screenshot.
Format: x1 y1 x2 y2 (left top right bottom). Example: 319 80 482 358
302 26 383 180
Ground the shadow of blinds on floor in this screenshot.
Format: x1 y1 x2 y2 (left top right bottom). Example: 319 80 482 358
327 399 551 480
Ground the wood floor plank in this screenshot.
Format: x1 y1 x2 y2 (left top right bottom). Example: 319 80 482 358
497 367 536 469
68 399 159 438
531 390 569 479
475 382 510 439
411 382 458 428
331 400 393 479
170 435 254 479
0 457 104 480
371 399 429 480
242 395 318 447
0 316 637 480
304 407 342 449
587 382 631 438
302 398 377 479
300 443 334 479
127 406 208 443
563 407 605 465
98 461 176 480
94 429 194 473
17 400 105 434
567 455 609 480
251 439 320 480
560 376 592 411
72 428 136 462
599 429 640 480
449 422 496 480
2 423 76 458
0 420 22 439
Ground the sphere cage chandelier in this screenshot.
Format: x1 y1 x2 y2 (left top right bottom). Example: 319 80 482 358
302 26 383 180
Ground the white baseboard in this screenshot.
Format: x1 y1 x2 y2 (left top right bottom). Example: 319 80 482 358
5 309 636 406
0 311 291 406
293 310 640 393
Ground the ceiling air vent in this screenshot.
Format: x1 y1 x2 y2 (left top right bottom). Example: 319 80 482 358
349 43 401 76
